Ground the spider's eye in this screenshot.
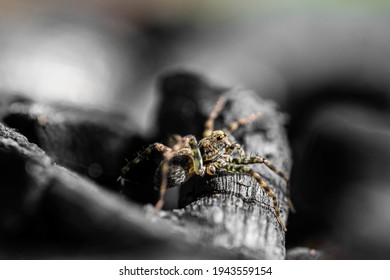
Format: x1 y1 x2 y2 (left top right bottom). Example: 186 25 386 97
216 134 224 141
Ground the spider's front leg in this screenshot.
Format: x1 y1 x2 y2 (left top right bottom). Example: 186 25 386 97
229 155 294 211
216 160 286 231
230 156 289 183
222 112 262 134
118 143 172 186
225 141 246 157
203 96 226 137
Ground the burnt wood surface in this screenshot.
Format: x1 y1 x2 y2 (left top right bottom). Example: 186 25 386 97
0 71 292 259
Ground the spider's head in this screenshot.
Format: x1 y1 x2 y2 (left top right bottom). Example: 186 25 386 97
211 130 229 143
198 130 232 162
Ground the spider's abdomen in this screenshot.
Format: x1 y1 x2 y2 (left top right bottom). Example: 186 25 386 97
154 155 192 189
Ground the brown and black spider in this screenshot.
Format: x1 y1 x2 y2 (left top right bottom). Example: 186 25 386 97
118 96 291 231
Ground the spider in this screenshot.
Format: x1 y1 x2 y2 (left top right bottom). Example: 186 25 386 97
118 96 291 231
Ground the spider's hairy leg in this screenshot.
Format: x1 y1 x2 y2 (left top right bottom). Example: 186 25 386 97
156 135 204 210
223 112 262 134
203 96 226 137
226 141 246 157
230 155 295 211
118 143 171 186
168 134 182 146
156 158 170 210
221 162 286 231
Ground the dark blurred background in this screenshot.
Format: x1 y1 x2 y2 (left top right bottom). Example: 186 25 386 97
1 0 390 259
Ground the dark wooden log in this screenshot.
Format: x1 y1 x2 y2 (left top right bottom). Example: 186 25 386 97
0 94 157 204
0 122 238 259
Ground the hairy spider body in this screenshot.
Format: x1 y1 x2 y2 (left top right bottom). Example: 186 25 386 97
119 96 290 231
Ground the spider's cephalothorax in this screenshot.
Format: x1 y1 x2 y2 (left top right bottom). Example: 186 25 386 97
118 96 292 231
199 130 237 161
198 130 244 176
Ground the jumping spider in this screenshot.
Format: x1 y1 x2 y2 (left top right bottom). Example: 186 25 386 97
119 96 291 231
